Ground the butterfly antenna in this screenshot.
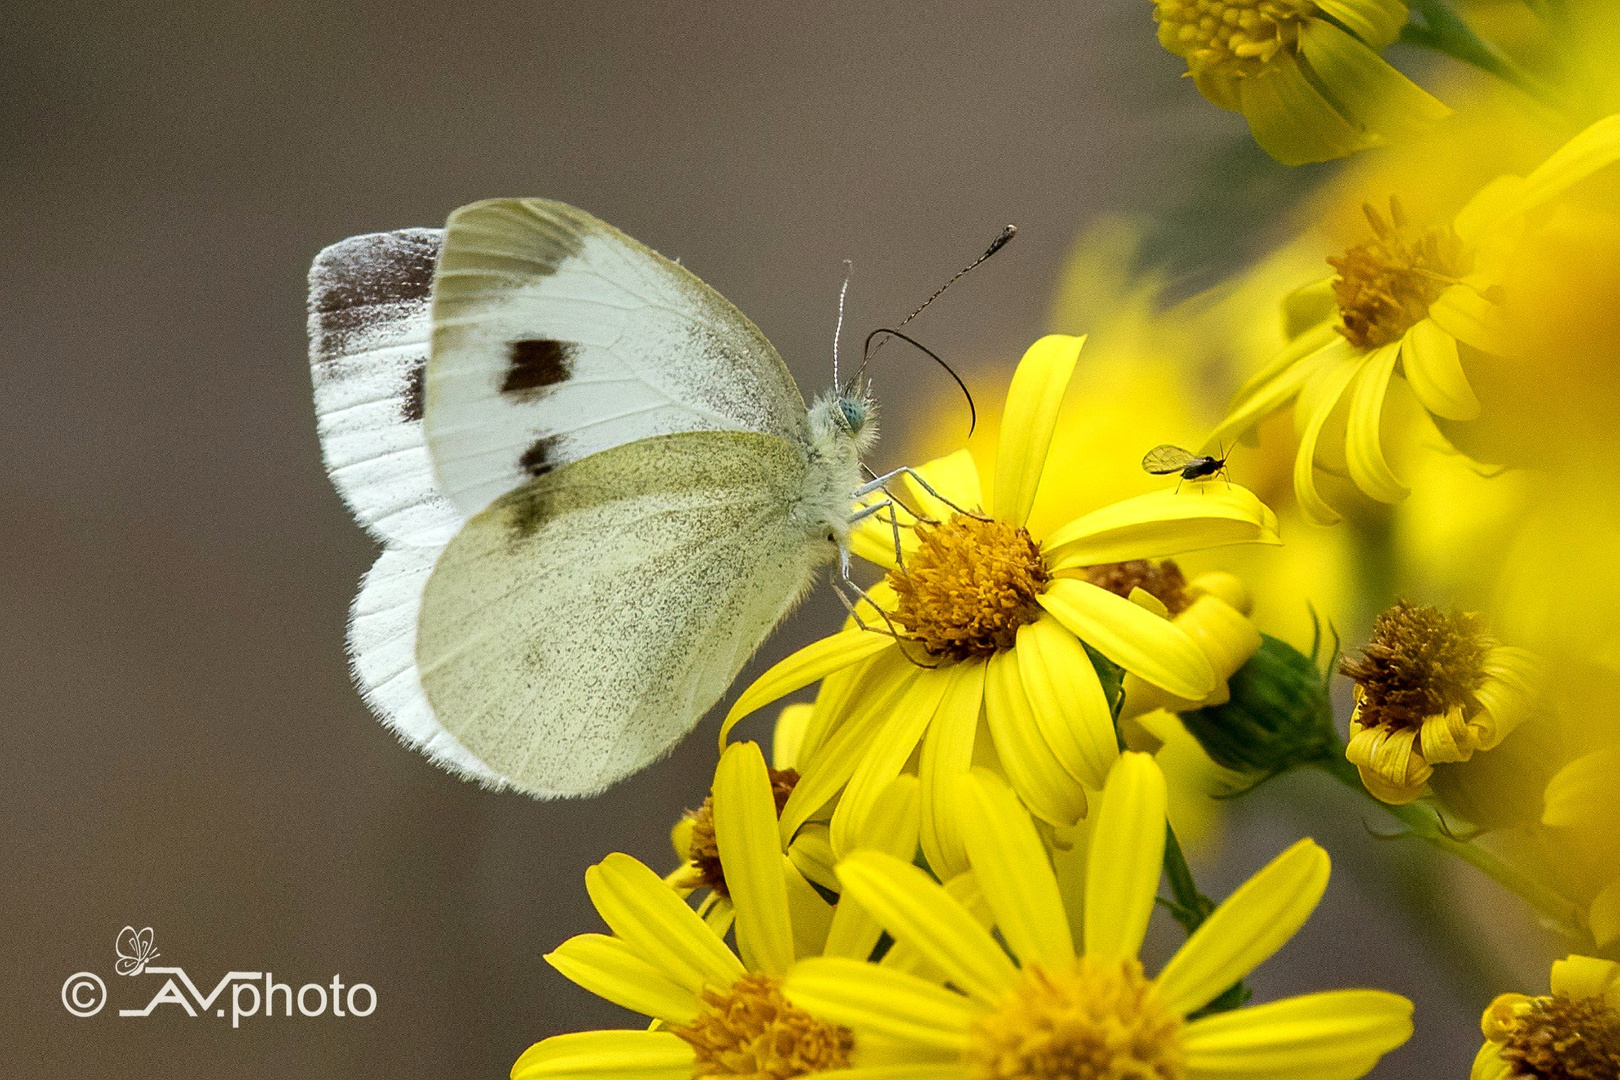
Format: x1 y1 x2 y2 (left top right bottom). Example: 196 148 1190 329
832 259 853 389
864 224 1017 370
863 327 977 437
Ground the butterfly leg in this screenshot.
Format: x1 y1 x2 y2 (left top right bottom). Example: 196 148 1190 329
854 467 989 521
847 497 909 571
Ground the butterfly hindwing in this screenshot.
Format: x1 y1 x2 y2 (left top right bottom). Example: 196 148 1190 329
309 228 461 549
424 199 811 518
415 430 832 797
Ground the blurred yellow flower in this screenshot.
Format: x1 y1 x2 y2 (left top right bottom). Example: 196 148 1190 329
1152 0 1449 164
785 756 1414 1080
1207 113 1620 523
719 335 1280 873
1338 601 1538 805
1472 954 1620 1080
1542 745 1620 948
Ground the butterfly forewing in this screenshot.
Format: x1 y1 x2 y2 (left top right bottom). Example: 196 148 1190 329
308 229 462 549
1142 443 1195 475
424 199 811 518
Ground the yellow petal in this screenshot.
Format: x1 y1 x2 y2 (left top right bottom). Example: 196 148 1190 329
956 769 1075 966
1344 342 1409 504
903 448 986 519
824 778 920 961
787 825 840 894
1541 745 1620 828
832 669 956 857
773 703 814 771
1314 0 1407 48
1292 345 1366 525
1237 54 1373 166
1517 113 1620 215
799 631 903 764
1472 1039 1515 1080
880 871 996 984
983 649 1089 826
545 935 701 1024
1039 578 1216 700
1043 485 1280 568
836 849 1019 1006
1401 319 1479 421
585 854 744 992
1549 953 1620 1000
1083 752 1167 960
1015 616 1120 787
713 742 795 977
1427 283 1508 356
993 334 1086 526
918 660 987 879
512 1030 693 1080
1154 839 1331 1016
1217 321 1342 443
780 664 924 842
1297 20 1450 144
1591 882 1620 949
1182 990 1413 1079
785 957 975 1051
784 855 835 959
722 630 898 747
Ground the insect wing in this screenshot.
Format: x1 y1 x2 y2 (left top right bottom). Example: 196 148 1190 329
1142 444 1195 475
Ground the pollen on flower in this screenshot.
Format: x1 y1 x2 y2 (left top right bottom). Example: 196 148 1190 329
888 514 1049 661
966 957 1184 1080
1497 993 1620 1080
1083 559 1193 615
1152 0 1314 78
681 769 799 898
1339 601 1492 732
1329 197 1473 349
675 974 854 1080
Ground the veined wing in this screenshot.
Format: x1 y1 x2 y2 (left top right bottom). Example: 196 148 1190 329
425 199 809 517
308 228 461 549
416 430 833 797
1142 444 1195 476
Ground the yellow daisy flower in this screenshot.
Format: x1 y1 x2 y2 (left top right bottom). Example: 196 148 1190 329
516 741 919 1080
1151 0 1449 165
1206 113 1620 523
1473 954 1620 1080
785 753 1414 1080
1338 601 1540 806
719 334 1280 875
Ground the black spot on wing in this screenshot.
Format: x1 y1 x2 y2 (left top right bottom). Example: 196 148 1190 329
308 228 442 366
519 434 563 478
502 339 575 399
399 359 426 422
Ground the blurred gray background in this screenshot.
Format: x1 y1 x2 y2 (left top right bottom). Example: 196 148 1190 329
2 1 1520 1075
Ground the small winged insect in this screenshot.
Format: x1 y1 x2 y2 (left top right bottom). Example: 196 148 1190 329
1142 444 1230 489
114 926 160 976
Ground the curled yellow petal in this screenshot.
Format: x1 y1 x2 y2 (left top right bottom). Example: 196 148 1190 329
993 334 1085 526
1043 485 1280 568
1292 346 1365 525
1401 318 1479 421
1345 342 1409 504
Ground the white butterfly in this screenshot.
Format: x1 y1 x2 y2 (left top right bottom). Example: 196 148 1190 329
115 926 159 976
309 200 889 797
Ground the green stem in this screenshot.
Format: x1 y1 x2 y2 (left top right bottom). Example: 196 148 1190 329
1314 753 1588 941
1402 0 1553 103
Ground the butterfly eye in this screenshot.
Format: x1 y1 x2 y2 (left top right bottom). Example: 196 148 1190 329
838 398 866 433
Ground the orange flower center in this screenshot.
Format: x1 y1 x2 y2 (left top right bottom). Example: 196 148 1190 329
966 957 1184 1080
1339 601 1492 732
675 974 854 1080
1329 197 1473 349
1497 993 1620 1080
1083 559 1193 615
888 514 1049 661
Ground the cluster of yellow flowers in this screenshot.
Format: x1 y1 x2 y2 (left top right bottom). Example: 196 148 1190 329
516 3 1620 1078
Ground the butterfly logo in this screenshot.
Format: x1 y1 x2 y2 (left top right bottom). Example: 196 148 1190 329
114 926 160 976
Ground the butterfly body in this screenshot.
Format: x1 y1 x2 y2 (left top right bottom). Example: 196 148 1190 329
311 199 877 797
